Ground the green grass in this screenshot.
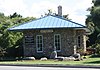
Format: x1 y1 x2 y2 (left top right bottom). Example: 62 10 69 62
0 57 100 66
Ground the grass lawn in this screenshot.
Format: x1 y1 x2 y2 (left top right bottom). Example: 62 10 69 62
0 56 100 66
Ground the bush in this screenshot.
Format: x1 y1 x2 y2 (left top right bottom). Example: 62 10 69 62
90 43 100 54
86 48 96 55
5 46 23 58
0 47 6 57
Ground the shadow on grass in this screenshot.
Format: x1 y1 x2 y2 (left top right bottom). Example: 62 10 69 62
84 60 100 64
89 54 100 58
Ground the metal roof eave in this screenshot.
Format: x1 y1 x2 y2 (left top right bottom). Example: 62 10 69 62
8 27 87 31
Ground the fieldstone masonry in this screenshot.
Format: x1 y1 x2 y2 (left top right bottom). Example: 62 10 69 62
23 28 86 58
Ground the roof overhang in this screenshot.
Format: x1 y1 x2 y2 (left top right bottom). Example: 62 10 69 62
75 27 91 35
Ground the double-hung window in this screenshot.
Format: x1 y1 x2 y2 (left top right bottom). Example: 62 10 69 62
54 34 61 51
36 35 43 52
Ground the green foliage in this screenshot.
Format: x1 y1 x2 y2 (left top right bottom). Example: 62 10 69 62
92 0 100 6
86 0 100 54
10 12 22 19
90 43 100 54
0 47 6 57
44 9 70 20
0 12 36 57
86 0 100 45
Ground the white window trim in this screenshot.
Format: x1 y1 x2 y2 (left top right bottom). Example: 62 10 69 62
54 34 61 52
36 35 43 52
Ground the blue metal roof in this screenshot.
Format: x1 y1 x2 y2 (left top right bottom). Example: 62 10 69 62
9 15 86 31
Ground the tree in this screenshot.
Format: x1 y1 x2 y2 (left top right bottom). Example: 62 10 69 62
10 12 22 19
0 12 36 57
44 9 70 20
86 0 100 54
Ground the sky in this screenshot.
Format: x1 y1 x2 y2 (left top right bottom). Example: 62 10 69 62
0 0 92 25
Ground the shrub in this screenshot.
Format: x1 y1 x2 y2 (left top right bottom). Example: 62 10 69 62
0 47 6 57
90 43 100 54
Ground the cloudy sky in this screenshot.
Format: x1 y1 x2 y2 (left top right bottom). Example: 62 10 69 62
0 0 92 25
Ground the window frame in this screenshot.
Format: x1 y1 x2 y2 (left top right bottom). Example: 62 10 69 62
36 35 43 52
54 34 61 52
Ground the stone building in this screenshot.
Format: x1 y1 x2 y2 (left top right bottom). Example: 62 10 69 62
9 6 88 58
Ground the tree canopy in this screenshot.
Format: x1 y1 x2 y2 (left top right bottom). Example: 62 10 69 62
0 12 36 57
86 0 100 54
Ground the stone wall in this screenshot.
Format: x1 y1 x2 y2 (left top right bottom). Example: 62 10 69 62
76 30 86 54
23 28 86 58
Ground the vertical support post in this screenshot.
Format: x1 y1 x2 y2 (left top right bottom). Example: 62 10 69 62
74 30 77 54
74 45 76 54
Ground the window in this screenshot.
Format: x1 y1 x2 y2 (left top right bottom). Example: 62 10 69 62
54 34 61 51
36 35 43 52
78 36 81 47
